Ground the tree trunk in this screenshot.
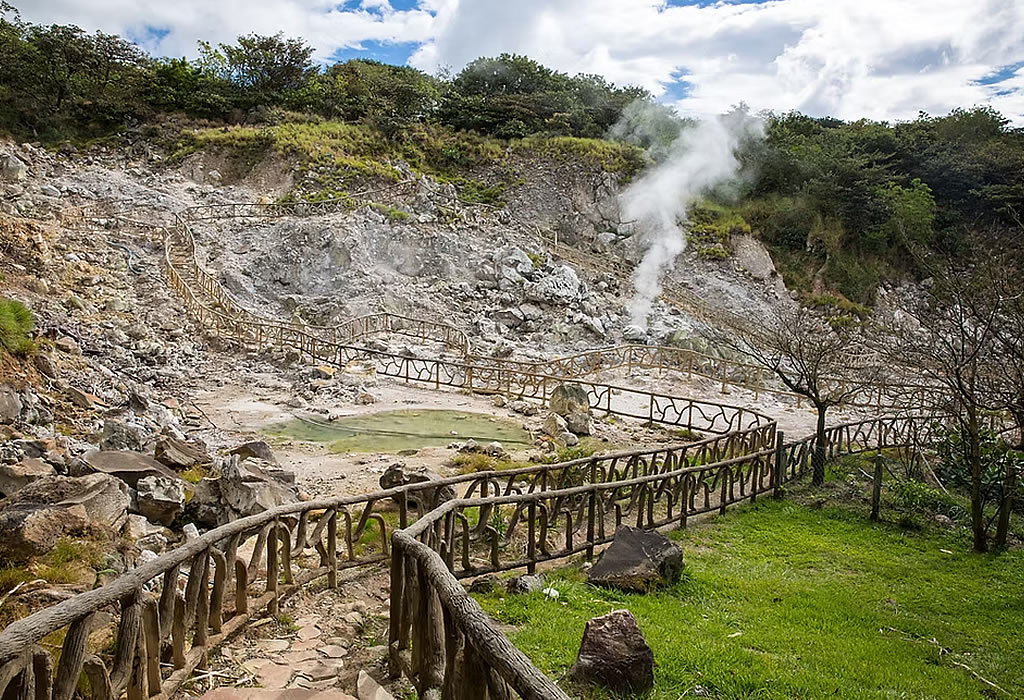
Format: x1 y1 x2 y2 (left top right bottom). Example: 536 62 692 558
812 404 827 486
995 409 1024 549
967 408 988 553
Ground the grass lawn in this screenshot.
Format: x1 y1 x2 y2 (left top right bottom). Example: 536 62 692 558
475 498 1024 699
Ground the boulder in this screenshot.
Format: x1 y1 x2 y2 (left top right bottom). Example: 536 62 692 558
379 463 455 509
135 475 185 526
0 503 90 561
623 325 647 343
230 440 277 464
549 383 590 417
587 526 684 593
506 574 544 594
0 473 131 558
570 609 654 693
0 384 22 424
187 477 223 528
33 353 58 379
65 386 99 408
565 410 593 436
1 154 26 181
216 456 299 520
0 458 56 497
155 435 209 471
542 412 568 437
98 419 145 452
524 265 583 305
73 450 179 488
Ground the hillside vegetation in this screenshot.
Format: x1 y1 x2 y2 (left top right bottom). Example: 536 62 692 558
2 2 1022 303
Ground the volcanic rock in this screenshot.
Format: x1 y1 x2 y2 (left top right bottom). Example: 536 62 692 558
587 526 684 593
570 609 654 693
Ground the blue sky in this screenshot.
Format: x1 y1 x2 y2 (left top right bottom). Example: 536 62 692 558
14 0 1024 123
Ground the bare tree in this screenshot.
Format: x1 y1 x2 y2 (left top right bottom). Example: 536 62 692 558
710 304 869 485
979 243 1024 548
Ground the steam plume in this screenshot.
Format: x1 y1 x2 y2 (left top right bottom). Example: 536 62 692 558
619 110 761 328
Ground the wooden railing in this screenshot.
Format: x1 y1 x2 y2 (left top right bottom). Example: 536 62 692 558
0 194 946 700
386 413 936 699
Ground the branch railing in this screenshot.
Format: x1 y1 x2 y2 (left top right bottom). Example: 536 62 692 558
387 413 935 699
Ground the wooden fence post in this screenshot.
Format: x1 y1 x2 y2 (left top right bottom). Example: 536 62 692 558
773 430 785 498
870 454 883 521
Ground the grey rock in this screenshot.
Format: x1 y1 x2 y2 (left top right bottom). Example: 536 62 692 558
524 265 582 305
154 435 209 471
570 609 654 693
565 410 593 436
542 413 568 437
230 440 277 464
135 475 185 526
39 184 61 198
549 383 590 417
623 325 647 342
1 154 26 181
73 450 179 488
0 458 56 497
506 574 544 594
587 526 684 593
217 456 299 520
0 502 90 561
99 420 145 452
379 462 455 509
468 574 498 594
0 472 131 558
0 385 22 424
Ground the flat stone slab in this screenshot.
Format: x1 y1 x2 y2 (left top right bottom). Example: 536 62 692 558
357 671 395 700
200 689 356 700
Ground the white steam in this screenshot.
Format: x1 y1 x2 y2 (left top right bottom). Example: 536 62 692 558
619 111 762 328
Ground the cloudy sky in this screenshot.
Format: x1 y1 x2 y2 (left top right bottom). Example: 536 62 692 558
14 0 1024 123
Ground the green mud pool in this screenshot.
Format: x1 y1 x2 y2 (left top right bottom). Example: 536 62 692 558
270 409 532 454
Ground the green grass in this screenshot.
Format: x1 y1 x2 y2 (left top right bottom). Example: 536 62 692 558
476 499 1024 699
0 297 34 355
511 135 646 176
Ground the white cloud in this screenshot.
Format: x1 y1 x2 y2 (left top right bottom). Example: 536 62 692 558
12 0 1024 122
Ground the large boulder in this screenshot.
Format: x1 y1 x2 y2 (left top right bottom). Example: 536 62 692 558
0 384 22 424
155 435 210 471
0 458 56 497
0 473 131 559
549 383 590 417
587 526 684 593
216 456 299 520
1 154 27 181
570 609 654 693
379 463 455 509
565 411 593 436
73 450 179 488
524 265 583 305
0 503 90 561
542 413 567 437
135 475 185 526
230 440 277 464
98 420 146 452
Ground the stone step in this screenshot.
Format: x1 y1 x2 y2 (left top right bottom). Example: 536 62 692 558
198 689 356 700
356 671 394 700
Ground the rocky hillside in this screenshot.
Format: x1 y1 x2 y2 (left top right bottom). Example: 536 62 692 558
0 131 788 625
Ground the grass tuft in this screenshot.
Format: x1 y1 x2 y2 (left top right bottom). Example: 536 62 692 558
0 297 34 356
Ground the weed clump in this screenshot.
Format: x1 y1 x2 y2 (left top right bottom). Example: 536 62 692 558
0 297 34 356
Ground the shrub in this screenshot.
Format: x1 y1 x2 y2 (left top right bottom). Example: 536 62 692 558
0 297 34 355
